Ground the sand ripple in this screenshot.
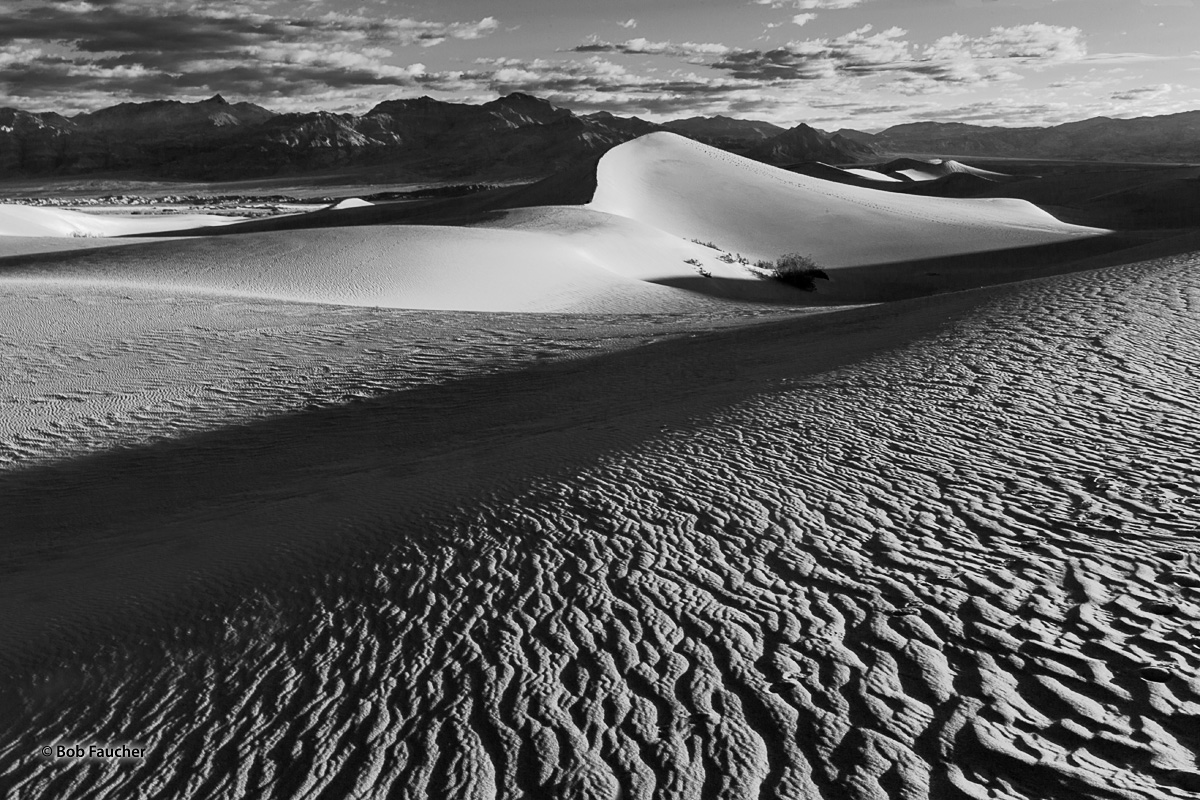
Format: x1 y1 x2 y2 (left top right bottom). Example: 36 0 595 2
1 255 1199 799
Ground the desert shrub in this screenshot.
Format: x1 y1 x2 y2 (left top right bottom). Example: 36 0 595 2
690 239 721 250
684 258 702 266
766 252 829 291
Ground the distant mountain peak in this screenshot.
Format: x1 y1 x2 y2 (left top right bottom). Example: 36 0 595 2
486 92 564 114
661 115 785 143
205 94 229 105
745 122 879 165
496 92 553 106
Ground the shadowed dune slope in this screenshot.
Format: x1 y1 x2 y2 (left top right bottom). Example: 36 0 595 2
0 249 1198 798
588 133 1109 267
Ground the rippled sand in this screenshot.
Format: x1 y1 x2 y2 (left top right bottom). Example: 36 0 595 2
1 247 1198 798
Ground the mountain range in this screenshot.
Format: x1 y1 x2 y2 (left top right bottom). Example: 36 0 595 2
1 94 1198 184
842 112 1200 164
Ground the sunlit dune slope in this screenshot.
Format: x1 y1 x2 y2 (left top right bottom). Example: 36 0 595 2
843 166 903 182
0 203 242 238
0 210 797 312
589 133 1105 267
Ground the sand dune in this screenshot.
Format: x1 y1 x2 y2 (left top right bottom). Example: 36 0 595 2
843 166 903 182
326 197 374 210
0 133 1122 315
0 130 1196 799
588 133 1107 268
0 246 1198 798
889 158 1018 183
0 208 798 312
0 203 243 238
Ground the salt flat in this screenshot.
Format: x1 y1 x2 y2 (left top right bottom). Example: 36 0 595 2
0 135 1196 799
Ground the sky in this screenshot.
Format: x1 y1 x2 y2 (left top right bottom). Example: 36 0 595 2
2 0 1199 130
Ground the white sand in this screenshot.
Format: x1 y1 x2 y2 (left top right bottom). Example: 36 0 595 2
0 213 795 313
0 132 1196 799
896 166 945 181
326 198 374 210
589 133 1104 268
895 159 1015 182
0 203 243 238
0 136 1102 315
843 167 903 182
0 250 1198 798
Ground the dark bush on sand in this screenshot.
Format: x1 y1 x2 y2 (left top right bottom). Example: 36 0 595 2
758 253 830 291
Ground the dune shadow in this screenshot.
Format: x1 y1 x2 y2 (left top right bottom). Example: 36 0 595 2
792 232 1157 304
0 296 982 665
654 233 1161 306
647 274 811 304
134 158 603 238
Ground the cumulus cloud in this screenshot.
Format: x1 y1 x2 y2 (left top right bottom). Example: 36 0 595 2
618 19 639 29
792 14 818 26
706 23 1086 84
712 25 911 80
0 0 499 108
423 56 770 118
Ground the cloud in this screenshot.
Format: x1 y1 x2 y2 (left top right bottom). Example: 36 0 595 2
711 25 911 80
569 23 1087 93
573 38 733 59
422 56 775 119
951 23 1086 61
0 0 500 109
792 14 818 26
618 19 638 29
1110 83 1173 101
755 0 872 8
706 23 1086 85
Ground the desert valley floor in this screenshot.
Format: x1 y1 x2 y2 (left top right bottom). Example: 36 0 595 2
0 134 1197 799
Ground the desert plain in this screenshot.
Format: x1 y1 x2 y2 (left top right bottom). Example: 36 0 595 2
0 132 1198 799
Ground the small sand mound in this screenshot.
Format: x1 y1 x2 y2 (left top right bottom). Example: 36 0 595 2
325 198 374 211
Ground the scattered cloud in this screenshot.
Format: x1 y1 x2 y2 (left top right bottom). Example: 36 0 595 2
711 25 911 80
1110 82 1173 101
599 23 1089 87
0 0 1193 130
573 38 733 59
0 0 499 110
755 0 872 8
428 56 772 119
